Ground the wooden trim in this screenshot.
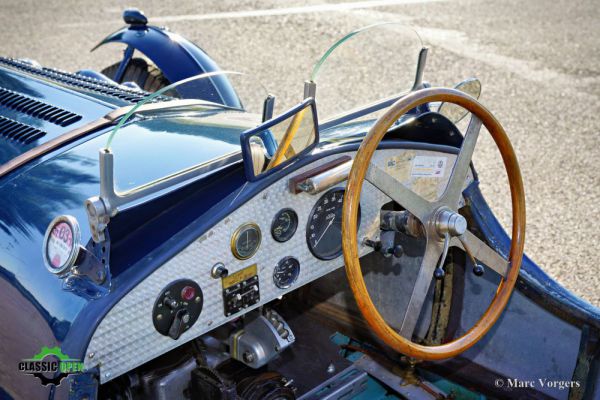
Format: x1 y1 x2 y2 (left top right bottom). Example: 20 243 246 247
0 116 114 178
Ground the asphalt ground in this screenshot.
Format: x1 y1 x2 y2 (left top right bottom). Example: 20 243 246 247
1 0 599 306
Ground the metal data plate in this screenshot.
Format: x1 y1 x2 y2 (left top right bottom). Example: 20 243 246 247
223 275 260 316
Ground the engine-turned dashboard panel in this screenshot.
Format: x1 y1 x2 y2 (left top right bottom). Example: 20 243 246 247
85 148 468 382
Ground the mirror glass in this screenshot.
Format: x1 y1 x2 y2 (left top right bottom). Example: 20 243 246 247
437 78 482 123
242 100 318 179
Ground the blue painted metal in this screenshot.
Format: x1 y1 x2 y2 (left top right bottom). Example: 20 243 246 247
240 97 319 181
0 66 115 164
0 107 252 399
1 87 599 399
113 45 134 83
92 24 241 107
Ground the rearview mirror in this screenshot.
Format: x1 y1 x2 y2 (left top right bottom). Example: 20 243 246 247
437 78 482 123
241 99 319 181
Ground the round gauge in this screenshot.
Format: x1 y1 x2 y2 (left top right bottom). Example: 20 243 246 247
273 257 300 289
231 223 262 260
271 208 298 243
306 188 360 260
42 215 81 275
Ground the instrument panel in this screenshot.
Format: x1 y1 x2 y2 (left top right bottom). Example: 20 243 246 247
85 148 468 382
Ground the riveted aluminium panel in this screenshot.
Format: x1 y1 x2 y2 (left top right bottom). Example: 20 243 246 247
85 148 469 382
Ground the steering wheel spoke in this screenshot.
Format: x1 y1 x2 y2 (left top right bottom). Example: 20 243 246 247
450 231 509 278
441 115 482 209
399 241 443 339
366 161 433 221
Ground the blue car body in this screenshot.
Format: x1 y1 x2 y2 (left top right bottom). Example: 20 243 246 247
1 16 599 400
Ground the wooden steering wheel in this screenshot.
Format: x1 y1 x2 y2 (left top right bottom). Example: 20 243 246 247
341 87 526 360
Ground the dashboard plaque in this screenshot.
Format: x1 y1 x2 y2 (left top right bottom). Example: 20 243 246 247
222 264 258 288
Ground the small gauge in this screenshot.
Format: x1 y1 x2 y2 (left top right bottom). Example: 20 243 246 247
271 208 298 243
42 215 81 275
273 257 300 289
231 223 262 260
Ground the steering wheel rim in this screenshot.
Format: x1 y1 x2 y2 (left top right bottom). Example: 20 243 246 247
341 87 526 360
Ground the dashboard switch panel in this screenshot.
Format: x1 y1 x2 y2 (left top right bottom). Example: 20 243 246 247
223 264 260 316
152 279 203 340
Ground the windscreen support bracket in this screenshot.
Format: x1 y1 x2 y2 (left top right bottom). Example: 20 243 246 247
85 147 240 243
304 81 317 99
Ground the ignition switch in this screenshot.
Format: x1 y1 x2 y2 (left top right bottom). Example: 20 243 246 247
152 279 203 340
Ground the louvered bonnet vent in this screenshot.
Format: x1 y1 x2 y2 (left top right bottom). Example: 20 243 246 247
0 57 171 149
0 88 82 126
0 56 168 103
0 116 47 144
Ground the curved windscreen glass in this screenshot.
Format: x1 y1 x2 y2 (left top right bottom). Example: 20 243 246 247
310 22 423 124
106 72 269 192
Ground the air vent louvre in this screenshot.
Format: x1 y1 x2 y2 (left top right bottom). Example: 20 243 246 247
0 116 46 145
0 88 82 127
0 57 170 103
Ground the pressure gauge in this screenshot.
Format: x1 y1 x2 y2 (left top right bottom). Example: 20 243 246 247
273 257 300 289
271 208 298 243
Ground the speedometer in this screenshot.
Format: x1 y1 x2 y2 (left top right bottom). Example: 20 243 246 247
306 188 360 260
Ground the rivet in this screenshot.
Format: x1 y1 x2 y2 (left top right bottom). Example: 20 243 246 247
157 314 163 321
88 352 95 359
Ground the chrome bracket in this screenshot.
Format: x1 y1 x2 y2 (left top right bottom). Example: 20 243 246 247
63 238 111 299
304 80 317 99
85 147 241 243
85 148 118 243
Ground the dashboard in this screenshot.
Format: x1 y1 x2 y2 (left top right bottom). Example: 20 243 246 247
85 147 468 382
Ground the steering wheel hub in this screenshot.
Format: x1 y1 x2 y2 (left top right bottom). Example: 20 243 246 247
435 209 467 238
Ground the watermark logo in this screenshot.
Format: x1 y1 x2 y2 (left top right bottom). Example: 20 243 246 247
494 377 581 391
18 346 84 386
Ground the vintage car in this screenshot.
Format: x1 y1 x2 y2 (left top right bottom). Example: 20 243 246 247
1 9 598 400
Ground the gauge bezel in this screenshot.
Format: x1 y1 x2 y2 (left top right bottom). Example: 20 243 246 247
230 222 262 260
42 215 81 275
273 256 301 289
271 208 299 243
306 187 360 260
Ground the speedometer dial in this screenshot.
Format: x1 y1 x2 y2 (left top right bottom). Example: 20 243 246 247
306 188 360 260
273 256 300 289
